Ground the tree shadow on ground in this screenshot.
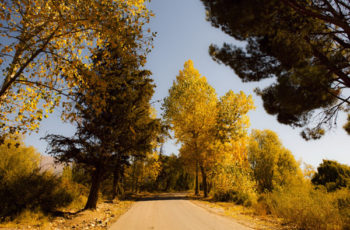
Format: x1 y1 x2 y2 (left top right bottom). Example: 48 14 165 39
134 192 200 201
50 209 84 218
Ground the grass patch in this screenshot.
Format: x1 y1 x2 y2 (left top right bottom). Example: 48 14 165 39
0 209 52 229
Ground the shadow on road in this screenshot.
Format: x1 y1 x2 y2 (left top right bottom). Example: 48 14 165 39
135 192 195 201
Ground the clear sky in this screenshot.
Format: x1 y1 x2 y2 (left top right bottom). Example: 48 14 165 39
25 0 350 167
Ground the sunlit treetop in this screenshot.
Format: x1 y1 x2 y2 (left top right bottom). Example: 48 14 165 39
217 90 255 142
163 60 218 143
0 0 154 137
164 60 255 170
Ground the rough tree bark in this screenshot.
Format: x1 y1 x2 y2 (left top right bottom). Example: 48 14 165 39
112 167 120 199
195 162 199 195
200 165 208 198
84 165 104 210
131 158 136 193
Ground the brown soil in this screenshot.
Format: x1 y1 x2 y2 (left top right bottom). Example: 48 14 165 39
191 200 293 230
0 200 133 230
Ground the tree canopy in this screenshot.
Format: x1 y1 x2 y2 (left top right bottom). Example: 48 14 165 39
312 160 350 191
44 15 160 209
163 60 254 197
0 0 153 137
163 60 218 197
201 0 350 139
248 129 301 192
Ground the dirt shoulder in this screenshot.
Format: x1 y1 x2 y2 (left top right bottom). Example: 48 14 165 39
189 197 292 230
0 200 133 230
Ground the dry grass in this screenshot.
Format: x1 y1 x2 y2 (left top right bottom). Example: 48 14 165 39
0 209 52 229
59 194 88 212
191 199 289 230
0 199 134 230
264 184 349 230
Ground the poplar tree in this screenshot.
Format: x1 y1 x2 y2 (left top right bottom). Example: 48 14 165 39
0 0 153 138
163 60 254 197
163 60 217 197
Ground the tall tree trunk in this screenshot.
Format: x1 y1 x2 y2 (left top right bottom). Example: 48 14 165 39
208 181 212 194
200 165 208 198
195 162 199 195
138 162 144 192
112 167 120 199
165 178 170 192
131 158 136 193
119 173 125 198
85 165 104 210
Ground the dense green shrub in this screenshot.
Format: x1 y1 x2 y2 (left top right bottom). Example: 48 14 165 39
213 189 254 206
0 138 76 219
312 160 350 191
0 171 73 218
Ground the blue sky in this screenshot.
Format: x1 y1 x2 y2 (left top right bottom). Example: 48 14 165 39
25 0 350 167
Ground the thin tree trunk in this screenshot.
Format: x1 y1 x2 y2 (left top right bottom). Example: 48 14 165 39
119 173 125 198
138 162 144 192
112 167 120 199
195 162 199 195
131 158 136 193
200 165 208 198
165 178 170 192
84 166 103 210
208 181 212 194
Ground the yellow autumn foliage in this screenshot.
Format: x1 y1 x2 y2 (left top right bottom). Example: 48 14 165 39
164 60 255 197
0 0 153 136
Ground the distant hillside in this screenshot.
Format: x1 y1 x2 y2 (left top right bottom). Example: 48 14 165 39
39 155 65 174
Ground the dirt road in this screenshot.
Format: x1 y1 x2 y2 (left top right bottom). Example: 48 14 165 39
109 193 252 230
